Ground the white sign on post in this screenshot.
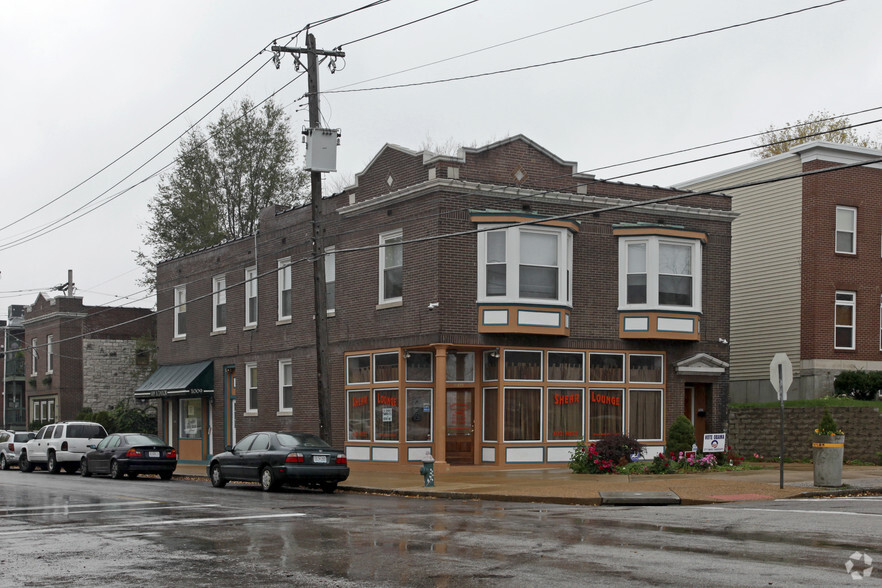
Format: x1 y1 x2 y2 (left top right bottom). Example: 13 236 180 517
702 433 726 453
769 353 793 400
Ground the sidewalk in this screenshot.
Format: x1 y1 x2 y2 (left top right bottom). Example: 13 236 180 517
174 463 882 505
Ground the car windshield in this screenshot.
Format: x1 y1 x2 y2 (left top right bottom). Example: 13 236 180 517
277 433 330 449
122 434 164 446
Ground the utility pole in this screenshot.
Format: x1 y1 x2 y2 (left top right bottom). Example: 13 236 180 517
272 35 344 443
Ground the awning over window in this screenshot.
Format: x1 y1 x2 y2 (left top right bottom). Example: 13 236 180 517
134 360 214 399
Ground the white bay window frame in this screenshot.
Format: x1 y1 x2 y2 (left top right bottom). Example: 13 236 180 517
618 236 702 312
477 224 573 307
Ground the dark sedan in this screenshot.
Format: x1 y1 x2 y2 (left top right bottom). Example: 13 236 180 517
81 433 177 480
207 432 349 493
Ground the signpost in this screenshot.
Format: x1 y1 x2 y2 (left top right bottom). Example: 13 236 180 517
769 353 793 489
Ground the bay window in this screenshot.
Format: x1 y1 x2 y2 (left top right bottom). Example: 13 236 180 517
619 236 701 311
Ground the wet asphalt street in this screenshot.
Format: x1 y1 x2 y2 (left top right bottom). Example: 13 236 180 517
1 470 881 587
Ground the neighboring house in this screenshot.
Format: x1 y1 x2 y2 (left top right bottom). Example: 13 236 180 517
680 141 882 402
23 293 156 425
2 305 27 430
143 135 735 469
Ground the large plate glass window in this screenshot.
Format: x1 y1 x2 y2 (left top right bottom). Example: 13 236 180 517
628 389 662 441
589 353 624 383
405 388 432 441
483 387 498 442
446 351 475 382
373 352 399 383
477 225 573 307
547 351 584 382
347 390 371 441
503 387 542 442
835 206 856 254
374 389 399 442
347 355 370 385
405 351 433 382
835 291 856 350
379 230 403 304
547 388 584 442
212 275 227 332
504 349 542 381
179 398 202 440
628 354 663 384
618 236 701 312
589 389 623 438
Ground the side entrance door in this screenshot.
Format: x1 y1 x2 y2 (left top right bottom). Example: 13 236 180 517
684 384 707 448
446 388 474 465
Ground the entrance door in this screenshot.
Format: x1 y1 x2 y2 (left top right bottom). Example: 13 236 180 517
684 384 707 448
446 389 474 465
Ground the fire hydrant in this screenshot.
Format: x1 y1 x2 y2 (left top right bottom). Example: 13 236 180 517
419 452 435 487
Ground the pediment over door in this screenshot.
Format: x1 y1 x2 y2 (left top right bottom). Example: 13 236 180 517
675 353 728 375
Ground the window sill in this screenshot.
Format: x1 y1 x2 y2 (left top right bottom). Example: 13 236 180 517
376 300 403 310
276 410 293 417
243 324 257 331
173 335 187 342
244 411 258 417
210 329 227 336
276 317 292 326
326 310 336 317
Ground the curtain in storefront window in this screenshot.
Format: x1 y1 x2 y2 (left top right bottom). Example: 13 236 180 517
504 388 541 441
589 389 623 438
628 389 662 440
547 388 583 441
347 390 371 441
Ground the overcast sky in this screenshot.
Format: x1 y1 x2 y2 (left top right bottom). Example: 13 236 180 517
2 0 880 320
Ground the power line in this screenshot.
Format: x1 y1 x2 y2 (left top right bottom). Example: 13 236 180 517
324 0 846 94
336 0 482 48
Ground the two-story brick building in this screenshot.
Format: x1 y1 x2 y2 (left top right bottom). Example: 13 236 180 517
24 293 155 425
142 135 735 469
681 141 882 402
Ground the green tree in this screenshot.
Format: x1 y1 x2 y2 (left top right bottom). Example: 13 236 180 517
136 98 309 287
753 110 881 159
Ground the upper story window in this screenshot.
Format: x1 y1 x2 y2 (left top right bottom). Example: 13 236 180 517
325 247 336 313
379 230 403 304
46 335 54 374
174 285 187 339
278 359 292 414
477 225 573 307
835 206 856 254
212 275 227 333
245 362 258 414
31 338 37 376
244 266 258 327
835 291 855 350
278 258 292 321
618 235 702 312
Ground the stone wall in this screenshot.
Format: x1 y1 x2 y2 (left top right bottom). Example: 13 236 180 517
82 339 152 412
727 406 882 462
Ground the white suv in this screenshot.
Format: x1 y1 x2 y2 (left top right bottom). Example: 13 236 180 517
20 421 108 474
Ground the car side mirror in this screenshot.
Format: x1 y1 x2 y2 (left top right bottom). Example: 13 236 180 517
87 444 96 449
225 445 233 453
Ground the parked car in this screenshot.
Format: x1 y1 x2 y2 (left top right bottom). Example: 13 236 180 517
20 421 107 474
81 433 177 480
0 431 36 470
208 432 349 493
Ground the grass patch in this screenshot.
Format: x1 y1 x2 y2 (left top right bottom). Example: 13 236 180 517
730 397 882 410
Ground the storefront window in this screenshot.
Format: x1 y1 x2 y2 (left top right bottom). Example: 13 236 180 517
589 389 623 438
483 351 499 382
504 350 542 381
483 388 498 441
446 351 475 382
374 353 399 383
628 389 662 440
405 352 433 382
347 355 370 385
629 354 663 384
179 398 202 440
503 387 542 442
347 390 371 441
589 353 624 383
374 388 399 442
405 388 432 441
547 388 583 441
547 352 584 382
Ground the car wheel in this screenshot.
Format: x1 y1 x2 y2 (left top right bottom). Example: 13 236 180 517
47 452 61 474
260 466 278 492
110 460 124 480
210 463 227 488
19 451 34 473
81 458 92 477
159 471 173 481
320 481 338 494
0 454 7 470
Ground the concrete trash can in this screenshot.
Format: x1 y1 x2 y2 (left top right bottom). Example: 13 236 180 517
812 434 844 487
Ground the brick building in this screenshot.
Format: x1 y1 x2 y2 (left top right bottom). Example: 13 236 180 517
2 305 27 430
23 293 155 425
144 136 735 469
681 141 882 402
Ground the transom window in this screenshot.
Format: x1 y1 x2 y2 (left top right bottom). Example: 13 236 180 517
835 206 856 254
834 291 855 350
619 236 702 311
478 225 573 306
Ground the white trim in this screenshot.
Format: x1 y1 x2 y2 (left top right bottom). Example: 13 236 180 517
379 229 403 305
173 285 187 339
245 362 258 414
277 257 292 321
244 266 258 327
834 290 856 350
45 335 53 375
835 205 857 255
505 446 544 463
278 359 292 413
212 275 227 333
546 446 576 463
618 235 702 313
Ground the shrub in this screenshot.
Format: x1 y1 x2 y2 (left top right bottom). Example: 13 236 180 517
665 415 696 456
647 453 676 474
76 401 156 435
815 409 843 436
594 433 643 465
833 370 882 401
568 439 617 474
